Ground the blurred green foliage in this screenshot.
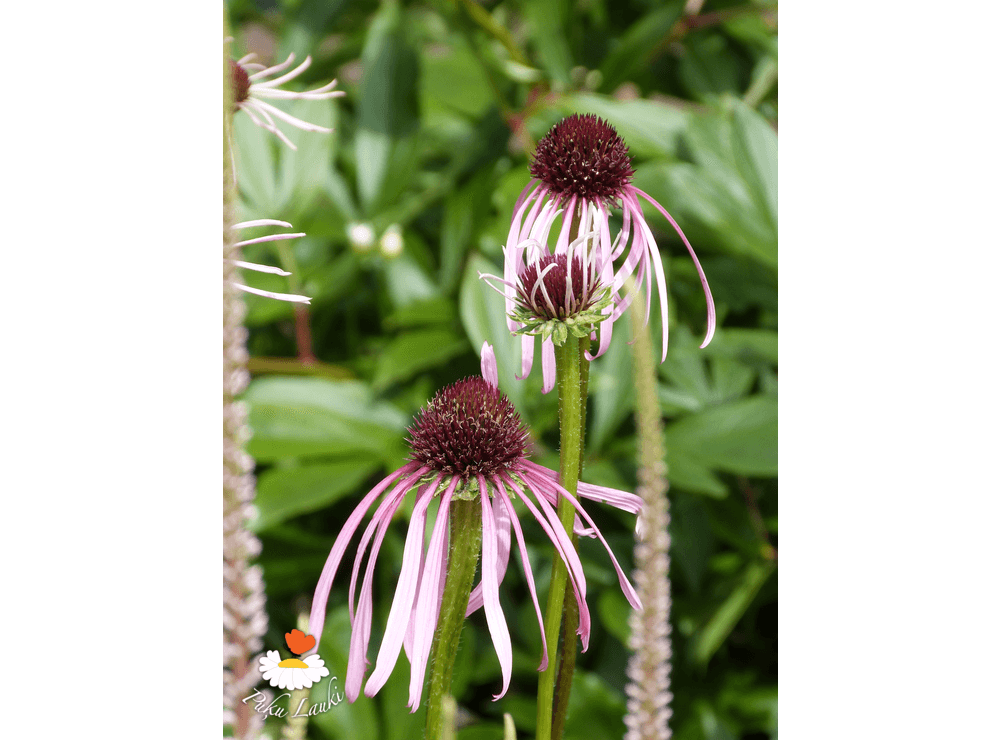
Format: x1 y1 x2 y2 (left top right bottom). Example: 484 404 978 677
227 0 776 737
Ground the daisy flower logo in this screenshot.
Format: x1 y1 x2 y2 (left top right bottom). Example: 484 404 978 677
259 629 330 690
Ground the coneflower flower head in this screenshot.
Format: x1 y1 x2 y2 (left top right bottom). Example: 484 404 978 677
529 114 635 202
231 52 345 150
505 114 716 378
407 375 528 480
308 344 642 710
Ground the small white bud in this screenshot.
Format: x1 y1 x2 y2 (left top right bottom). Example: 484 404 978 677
379 224 404 258
347 222 376 251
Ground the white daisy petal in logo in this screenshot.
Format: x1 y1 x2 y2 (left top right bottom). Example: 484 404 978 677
258 649 330 690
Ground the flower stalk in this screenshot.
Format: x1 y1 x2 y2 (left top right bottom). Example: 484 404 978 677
426 498 482 739
537 335 586 740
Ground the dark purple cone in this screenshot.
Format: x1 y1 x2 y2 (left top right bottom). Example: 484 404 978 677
517 253 597 320
408 377 529 480
529 114 634 202
230 60 251 104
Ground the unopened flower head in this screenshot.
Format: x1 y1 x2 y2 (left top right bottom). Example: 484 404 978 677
309 344 642 710
378 225 404 258
231 52 345 150
482 232 615 384
506 113 716 379
347 222 376 252
230 220 310 303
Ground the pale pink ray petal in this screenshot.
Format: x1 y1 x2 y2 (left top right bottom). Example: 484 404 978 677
528 474 642 610
516 334 535 381
308 465 425 641
232 284 312 304
627 194 670 361
407 478 459 710
505 193 540 331
237 53 257 65
250 98 335 134
467 492 511 616
541 338 556 394
345 485 405 702
522 460 643 515
252 54 312 88
493 475 549 671
247 52 297 81
554 195 578 255
229 260 292 276
519 189 550 246
347 472 423 624
479 474 513 699
509 474 593 650
234 232 306 248
252 87 345 101
234 219 293 230
364 474 443 696
240 101 298 149
500 473 591 648
631 185 716 348
513 178 540 216
480 342 499 388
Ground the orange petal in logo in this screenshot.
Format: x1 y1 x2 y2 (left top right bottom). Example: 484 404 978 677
285 628 316 655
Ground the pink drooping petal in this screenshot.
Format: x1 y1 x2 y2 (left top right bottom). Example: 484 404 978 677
541 338 556 394
523 460 643 515
530 475 642 610
554 195 578 255
309 462 426 643
348 470 425 624
493 475 549 672
364 474 442 697
246 52 298 82
513 178 539 216
407 478 458 710
345 486 404 702
631 185 716 349
627 194 671 361
481 342 499 389
519 189 550 246
505 193 540 331
516 333 535 381
502 472 592 650
467 494 511 616
478 475 513 699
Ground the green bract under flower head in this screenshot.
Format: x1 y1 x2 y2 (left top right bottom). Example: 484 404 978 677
508 251 614 347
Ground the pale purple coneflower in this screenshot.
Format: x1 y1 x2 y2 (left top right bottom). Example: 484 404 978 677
505 113 716 375
308 343 642 710
230 220 311 304
482 227 615 393
231 52 345 150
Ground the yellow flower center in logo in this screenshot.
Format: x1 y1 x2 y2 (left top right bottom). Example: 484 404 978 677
277 658 309 668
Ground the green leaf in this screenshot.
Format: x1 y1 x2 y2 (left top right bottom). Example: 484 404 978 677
233 110 277 213
731 99 778 230
598 2 684 91
691 561 775 665
558 94 689 159
277 97 337 215
665 396 778 476
678 33 741 101
597 589 631 646
244 377 409 463
371 328 469 391
522 0 573 84
355 127 393 213
588 325 635 452
665 445 728 498
252 457 381 531
357 0 420 136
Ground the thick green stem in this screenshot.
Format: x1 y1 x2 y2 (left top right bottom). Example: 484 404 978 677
537 337 585 740
425 498 482 740
550 338 590 737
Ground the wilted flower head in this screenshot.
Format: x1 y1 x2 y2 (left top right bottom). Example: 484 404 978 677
507 113 716 371
230 220 310 303
309 344 641 709
231 52 345 150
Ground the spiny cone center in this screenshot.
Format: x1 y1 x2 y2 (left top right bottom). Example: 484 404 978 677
408 377 528 479
529 114 634 201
